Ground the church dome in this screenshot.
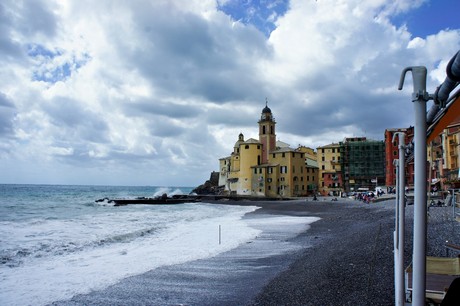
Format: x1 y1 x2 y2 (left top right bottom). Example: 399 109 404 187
262 105 272 114
234 133 244 148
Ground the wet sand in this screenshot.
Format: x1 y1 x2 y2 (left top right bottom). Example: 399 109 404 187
52 198 399 306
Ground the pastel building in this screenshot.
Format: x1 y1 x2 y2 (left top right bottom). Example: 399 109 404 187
218 104 310 197
384 127 414 188
316 143 342 196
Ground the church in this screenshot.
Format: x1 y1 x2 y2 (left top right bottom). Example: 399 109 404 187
218 103 310 197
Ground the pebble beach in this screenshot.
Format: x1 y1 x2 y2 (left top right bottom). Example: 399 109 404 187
52 197 460 306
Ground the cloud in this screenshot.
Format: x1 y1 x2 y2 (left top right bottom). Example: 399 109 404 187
0 92 16 137
0 0 459 186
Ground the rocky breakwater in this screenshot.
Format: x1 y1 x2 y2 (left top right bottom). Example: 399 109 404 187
192 171 223 195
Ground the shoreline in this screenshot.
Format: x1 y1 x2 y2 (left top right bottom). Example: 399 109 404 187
51 198 459 306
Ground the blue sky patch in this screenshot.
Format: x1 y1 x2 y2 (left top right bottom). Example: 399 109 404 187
389 0 460 38
218 0 289 36
27 44 90 83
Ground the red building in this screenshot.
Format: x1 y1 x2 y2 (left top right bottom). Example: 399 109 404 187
384 127 414 188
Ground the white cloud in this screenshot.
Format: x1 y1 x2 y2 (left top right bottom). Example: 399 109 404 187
0 0 459 186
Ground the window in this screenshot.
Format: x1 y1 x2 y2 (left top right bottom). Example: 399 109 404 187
268 167 273 174
332 148 335 153
273 153 276 158
267 178 272 183
322 156 325 161
322 165 325 170
282 153 285 157
280 166 288 173
307 176 310 181
254 168 257 174
262 126 266 134
245 145 249 149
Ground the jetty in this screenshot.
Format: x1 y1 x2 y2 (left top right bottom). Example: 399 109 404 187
95 194 293 206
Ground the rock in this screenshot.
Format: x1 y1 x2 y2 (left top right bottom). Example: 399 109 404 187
192 171 222 195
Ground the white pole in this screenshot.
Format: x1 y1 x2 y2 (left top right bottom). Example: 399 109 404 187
397 133 406 305
399 66 429 305
413 93 427 305
393 158 400 306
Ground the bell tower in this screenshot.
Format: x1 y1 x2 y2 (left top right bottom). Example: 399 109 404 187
258 99 276 164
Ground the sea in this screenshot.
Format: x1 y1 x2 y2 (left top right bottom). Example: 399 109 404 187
0 184 267 306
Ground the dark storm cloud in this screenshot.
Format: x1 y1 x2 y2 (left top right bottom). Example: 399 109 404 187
0 92 16 136
9 0 57 37
0 0 57 61
127 99 201 119
147 119 186 138
118 2 271 103
44 97 109 143
276 82 411 142
206 104 257 127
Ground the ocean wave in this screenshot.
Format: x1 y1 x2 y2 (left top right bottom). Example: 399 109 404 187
1 225 164 268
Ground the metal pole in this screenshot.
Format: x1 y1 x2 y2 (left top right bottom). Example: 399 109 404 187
219 225 221 245
399 66 430 305
393 158 400 306
413 86 427 306
397 133 406 306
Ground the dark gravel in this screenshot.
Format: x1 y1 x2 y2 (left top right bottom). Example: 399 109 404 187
250 198 460 306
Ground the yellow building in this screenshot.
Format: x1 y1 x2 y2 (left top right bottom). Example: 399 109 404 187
316 143 342 196
444 121 460 180
297 146 319 194
218 104 309 197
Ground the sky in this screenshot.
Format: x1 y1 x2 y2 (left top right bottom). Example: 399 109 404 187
0 0 459 187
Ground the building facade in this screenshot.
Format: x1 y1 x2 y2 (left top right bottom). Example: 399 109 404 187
445 120 460 181
316 143 342 195
218 104 309 197
340 137 385 192
297 146 319 195
384 127 415 188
